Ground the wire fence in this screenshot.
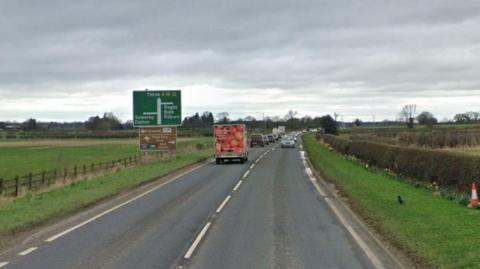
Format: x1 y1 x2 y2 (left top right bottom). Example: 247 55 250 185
0 143 209 198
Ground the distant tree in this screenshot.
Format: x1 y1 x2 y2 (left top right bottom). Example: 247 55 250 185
353 119 362 127
454 113 471 124
286 117 301 130
453 111 480 124
399 104 417 129
243 115 256 122
300 115 312 128
22 118 37 131
284 110 298 121
201 111 214 126
216 112 230 123
123 120 134 129
85 112 122 131
0 122 5 130
417 111 437 127
182 111 214 128
319 115 338 135
466 112 480 122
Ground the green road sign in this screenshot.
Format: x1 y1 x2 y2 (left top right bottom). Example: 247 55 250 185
133 90 181 126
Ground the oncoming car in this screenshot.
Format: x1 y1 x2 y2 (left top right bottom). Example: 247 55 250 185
281 137 295 148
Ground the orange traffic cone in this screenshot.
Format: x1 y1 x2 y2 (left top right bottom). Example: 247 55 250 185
468 182 479 208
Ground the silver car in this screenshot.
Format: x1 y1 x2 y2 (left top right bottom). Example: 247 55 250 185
281 137 295 148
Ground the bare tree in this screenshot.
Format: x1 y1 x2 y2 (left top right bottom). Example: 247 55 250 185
270 116 282 122
284 110 298 121
243 115 256 121
216 112 230 123
399 104 417 128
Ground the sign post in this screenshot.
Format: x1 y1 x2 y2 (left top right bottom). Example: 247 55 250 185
133 90 181 127
139 126 177 151
133 90 181 152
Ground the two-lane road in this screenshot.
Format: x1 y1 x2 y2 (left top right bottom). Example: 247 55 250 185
188 143 372 269
1 140 394 269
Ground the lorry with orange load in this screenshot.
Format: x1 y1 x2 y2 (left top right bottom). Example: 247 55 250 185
214 124 249 164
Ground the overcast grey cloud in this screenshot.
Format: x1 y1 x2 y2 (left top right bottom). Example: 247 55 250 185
1 0 479 122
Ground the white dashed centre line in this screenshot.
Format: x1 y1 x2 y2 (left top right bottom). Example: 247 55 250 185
18 247 38 256
242 170 250 179
184 222 212 259
216 195 232 213
0 262 9 267
233 180 243 191
250 164 255 169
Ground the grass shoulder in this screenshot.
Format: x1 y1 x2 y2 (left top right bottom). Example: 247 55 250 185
303 134 480 269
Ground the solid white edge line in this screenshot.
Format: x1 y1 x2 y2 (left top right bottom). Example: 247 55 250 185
184 222 212 259
45 161 211 242
0 262 9 267
242 170 250 179
215 195 231 213
309 174 385 269
233 180 243 191
18 247 38 256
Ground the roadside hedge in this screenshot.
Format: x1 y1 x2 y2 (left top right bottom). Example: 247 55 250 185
320 134 480 192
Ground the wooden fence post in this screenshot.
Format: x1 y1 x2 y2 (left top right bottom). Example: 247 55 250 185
15 176 19 197
91 163 94 172
0 178 3 196
74 166 77 177
53 168 57 183
28 172 33 190
123 158 127 166
129 156 132 165
41 170 46 185
83 164 86 176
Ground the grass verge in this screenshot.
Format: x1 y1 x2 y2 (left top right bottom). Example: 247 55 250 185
303 134 480 269
0 149 211 235
0 137 212 179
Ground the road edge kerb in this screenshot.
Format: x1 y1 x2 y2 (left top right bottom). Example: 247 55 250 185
302 142 413 269
0 156 214 258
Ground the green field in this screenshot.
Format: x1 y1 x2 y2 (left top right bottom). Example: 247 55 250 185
440 146 480 156
0 137 212 179
350 123 480 130
0 149 211 234
303 134 480 269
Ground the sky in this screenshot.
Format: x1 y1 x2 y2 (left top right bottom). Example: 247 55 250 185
1 0 479 122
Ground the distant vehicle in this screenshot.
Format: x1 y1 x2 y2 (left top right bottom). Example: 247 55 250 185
214 124 249 164
262 135 270 145
267 134 275 143
285 133 297 142
250 134 266 147
278 126 286 134
281 137 295 148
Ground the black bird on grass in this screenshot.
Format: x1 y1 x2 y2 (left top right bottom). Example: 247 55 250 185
397 195 405 205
